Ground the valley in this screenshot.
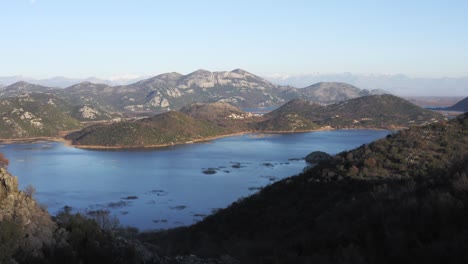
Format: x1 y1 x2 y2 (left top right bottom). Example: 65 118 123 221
0 69 465 264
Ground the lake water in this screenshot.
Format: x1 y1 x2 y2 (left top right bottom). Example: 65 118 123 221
1 130 389 230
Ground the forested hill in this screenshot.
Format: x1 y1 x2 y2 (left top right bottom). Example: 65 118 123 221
66 95 444 148
65 111 232 147
144 112 468 263
264 94 442 129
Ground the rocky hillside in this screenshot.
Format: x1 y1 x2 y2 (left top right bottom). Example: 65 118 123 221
145 113 468 263
180 102 260 131
444 97 468 112
63 69 289 113
68 71 393 113
0 93 81 138
0 70 396 114
299 82 387 104
0 167 57 260
0 81 60 98
60 81 119 114
0 156 165 263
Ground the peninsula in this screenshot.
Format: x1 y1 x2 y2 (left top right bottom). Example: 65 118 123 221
65 94 443 149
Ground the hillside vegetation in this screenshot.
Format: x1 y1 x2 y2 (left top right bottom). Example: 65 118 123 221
0 93 81 138
0 92 114 139
66 95 444 148
1 110 466 263
65 111 230 147
143 113 468 263
266 94 442 129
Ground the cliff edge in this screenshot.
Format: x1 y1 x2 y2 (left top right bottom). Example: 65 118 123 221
0 168 57 258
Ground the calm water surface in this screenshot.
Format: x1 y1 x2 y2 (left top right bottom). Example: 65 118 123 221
1 130 389 230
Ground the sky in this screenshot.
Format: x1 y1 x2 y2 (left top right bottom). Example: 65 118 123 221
0 0 467 80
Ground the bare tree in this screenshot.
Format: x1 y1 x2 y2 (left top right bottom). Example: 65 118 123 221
24 184 36 198
0 153 9 169
87 209 120 231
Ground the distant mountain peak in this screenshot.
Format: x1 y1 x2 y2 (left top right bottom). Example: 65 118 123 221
1 81 54 95
299 82 373 104
309 82 360 89
10 80 33 87
67 81 108 89
231 68 251 75
189 69 212 75
152 72 183 80
79 81 94 85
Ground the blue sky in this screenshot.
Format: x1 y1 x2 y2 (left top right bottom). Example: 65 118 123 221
0 0 467 79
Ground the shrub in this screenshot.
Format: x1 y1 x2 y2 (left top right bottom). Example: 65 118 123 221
348 165 359 177
24 185 36 198
364 157 377 168
86 209 120 231
0 153 9 169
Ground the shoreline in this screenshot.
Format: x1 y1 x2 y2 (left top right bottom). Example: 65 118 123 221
0 137 71 145
0 126 398 150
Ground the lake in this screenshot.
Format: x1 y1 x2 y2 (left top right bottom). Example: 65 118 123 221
1 130 390 230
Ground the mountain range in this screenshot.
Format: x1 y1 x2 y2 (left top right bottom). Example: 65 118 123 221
0 75 147 88
0 69 388 113
2 73 467 97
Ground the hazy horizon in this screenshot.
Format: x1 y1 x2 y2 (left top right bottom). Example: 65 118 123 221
1 0 467 96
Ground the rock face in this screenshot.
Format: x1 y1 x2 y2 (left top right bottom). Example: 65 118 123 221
305 151 332 163
0 168 57 257
63 69 289 113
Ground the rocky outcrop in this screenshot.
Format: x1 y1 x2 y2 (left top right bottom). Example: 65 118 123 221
0 168 57 257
